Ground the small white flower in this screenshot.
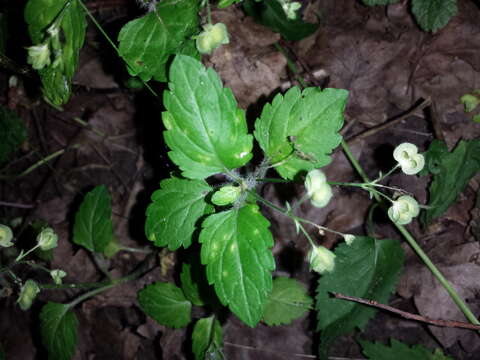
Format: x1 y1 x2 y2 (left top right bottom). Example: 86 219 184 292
50 269 67 285
343 234 355 246
388 195 420 225
308 245 336 274
393 143 425 175
26 43 51 70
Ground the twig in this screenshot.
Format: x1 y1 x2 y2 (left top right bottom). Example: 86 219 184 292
346 98 431 144
0 200 35 209
332 292 480 331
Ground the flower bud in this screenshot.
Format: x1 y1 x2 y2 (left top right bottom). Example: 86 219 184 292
26 43 51 70
0 224 14 248
308 245 336 274
460 94 480 113
305 169 333 208
211 185 241 206
17 279 40 311
196 23 230 55
388 195 420 225
36 227 58 251
50 269 67 285
393 143 425 175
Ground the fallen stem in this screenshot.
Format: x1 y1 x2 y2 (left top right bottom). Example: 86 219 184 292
0 145 80 180
332 292 480 331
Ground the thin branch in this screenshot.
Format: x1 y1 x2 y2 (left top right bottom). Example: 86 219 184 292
346 98 431 144
332 292 480 331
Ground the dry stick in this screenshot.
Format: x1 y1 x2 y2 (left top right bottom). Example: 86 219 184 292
345 97 432 144
332 292 480 331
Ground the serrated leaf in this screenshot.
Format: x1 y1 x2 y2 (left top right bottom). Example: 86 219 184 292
263 277 312 326
359 338 453 360
163 55 253 179
254 86 348 179
423 139 480 224
0 106 27 166
40 302 78 360
145 177 213 250
200 204 275 327
118 0 199 82
138 282 191 328
73 185 113 253
362 0 400 5
411 0 457 33
24 0 86 105
192 316 223 360
316 237 404 359
243 0 318 41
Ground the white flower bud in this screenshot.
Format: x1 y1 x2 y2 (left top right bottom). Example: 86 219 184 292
308 245 336 274
37 227 58 251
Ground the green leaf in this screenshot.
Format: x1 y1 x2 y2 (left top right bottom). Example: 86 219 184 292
316 237 404 358
163 55 253 179
200 204 275 327
411 0 457 33
138 282 191 328
118 0 199 82
0 106 27 166
24 0 86 105
420 139 449 176
40 302 79 360
254 86 348 179
423 139 480 224
0 342 5 360
192 316 223 360
362 0 400 5
359 338 453 360
243 0 318 41
73 185 113 253
145 177 213 250
263 277 312 326
180 261 205 306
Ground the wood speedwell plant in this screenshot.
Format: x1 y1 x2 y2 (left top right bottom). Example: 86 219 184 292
1 0 480 359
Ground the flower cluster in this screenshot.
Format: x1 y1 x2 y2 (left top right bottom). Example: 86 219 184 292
393 143 425 175
26 24 63 71
211 185 241 206
388 195 420 225
305 169 333 208
17 279 40 311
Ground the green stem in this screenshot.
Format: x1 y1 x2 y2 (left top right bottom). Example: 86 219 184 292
341 139 480 325
274 43 307 88
395 224 480 325
77 0 158 98
67 282 116 308
15 244 41 262
0 145 79 180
